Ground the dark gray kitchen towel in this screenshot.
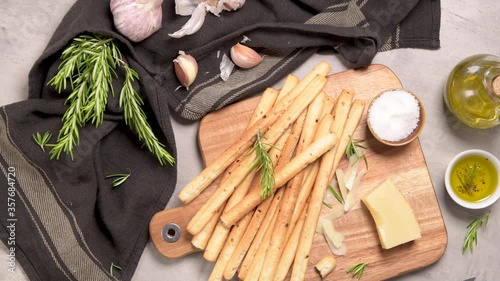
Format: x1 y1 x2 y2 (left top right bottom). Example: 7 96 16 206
0 0 440 280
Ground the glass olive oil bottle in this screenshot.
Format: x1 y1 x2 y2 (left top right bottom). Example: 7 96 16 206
445 54 500 129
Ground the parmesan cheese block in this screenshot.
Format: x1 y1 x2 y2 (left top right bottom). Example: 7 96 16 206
362 179 421 249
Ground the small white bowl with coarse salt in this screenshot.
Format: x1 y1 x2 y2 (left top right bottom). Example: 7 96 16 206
367 89 426 146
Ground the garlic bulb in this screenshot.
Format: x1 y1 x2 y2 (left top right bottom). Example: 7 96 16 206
230 43 262 69
174 51 198 88
110 0 163 42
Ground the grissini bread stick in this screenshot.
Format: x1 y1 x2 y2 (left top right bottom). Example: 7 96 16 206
273 203 308 281
243 199 281 281
191 202 225 250
222 186 274 280
202 169 256 261
207 210 254 281
288 108 336 239
320 95 336 120
276 74 299 101
237 188 284 280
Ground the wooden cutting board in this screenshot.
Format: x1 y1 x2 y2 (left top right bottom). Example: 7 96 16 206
150 64 448 280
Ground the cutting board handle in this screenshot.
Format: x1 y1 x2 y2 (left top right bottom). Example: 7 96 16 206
149 205 200 258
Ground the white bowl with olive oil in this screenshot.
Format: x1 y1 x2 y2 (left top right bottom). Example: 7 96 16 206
445 149 500 209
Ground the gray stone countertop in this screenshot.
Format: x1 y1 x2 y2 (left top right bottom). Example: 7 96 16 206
1 1 499 280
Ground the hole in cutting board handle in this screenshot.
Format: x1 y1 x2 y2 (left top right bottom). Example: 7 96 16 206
162 223 181 243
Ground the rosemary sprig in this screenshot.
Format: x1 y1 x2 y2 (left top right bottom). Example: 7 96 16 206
32 132 53 152
347 262 368 280
109 262 122 276
119 66 175 166
462 212 490 254
457 163 479 196
346 137 368 169
328 184 344 204
250 130 275 200
47 33 174 165
105 173 131 188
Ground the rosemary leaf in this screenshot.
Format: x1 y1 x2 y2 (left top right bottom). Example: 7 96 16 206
32 131 53 152
347 262 368 280
109 262 122 276
49 102 83 160
323 201 333 209
462 212 490 254
119 66 175 166
458 163 479 196
105 173 131 188
346 137 368 169
328 184 344 204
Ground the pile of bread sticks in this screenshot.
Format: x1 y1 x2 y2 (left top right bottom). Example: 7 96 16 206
177 61 365 281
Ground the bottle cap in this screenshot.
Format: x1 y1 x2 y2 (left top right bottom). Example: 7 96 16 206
494 76 500 97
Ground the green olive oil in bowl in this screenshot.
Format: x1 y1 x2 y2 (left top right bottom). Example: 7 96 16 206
445 150 500 209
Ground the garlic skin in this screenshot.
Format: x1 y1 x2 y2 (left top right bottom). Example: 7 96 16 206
170 0 245 38
175 0 198 16
169 3 207 38
174 51 198 88
110 0 163 42
222 0 246 11
230 43 262 69
220 53 235 81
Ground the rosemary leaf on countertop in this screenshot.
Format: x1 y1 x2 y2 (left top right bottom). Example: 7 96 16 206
462 212 490 254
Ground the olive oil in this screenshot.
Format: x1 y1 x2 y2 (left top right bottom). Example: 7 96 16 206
445 54 500 129
450 154 498 203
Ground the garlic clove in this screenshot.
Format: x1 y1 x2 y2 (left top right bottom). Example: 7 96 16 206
174 51 198 89
230 43 262 69
110 0 163 42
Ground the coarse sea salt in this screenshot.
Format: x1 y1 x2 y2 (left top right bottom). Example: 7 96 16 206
368 90 420 142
